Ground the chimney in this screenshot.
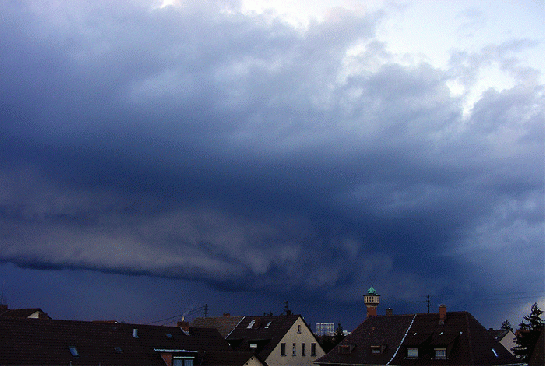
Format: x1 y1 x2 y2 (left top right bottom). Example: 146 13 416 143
223 313 230 317
439 304 447 324
386 308 393 316
178 321 190 332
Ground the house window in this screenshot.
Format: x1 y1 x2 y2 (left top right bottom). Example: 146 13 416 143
297 324 302 333
281 343 286 356
407 348 418 358
434 348 447 359
173 357 194 366
302 343 306 356
292 343 296 356
311 343 317 356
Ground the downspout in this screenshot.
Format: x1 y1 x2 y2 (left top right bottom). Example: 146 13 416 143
386 314 417 365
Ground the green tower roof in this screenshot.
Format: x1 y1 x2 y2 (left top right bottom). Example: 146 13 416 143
367 287 377 295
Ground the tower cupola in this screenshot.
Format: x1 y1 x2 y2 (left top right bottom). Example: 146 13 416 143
364 287 380 317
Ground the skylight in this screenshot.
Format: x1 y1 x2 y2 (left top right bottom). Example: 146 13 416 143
247 320 255 329
69 346 79 357
492 348 498 357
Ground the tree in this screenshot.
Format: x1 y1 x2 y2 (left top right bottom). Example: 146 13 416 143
513 303 544 362
334 322 345 344
316 323 345 353
501 319 513 332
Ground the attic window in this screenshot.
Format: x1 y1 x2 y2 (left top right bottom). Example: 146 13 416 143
166 333 173 338
114 347 123 354
434 348 447 359
297 325 302 333
173 356 194 366
69 346 79 357
371 345 384 354
247 320 255 329
338 344 354 355
407 348 418 358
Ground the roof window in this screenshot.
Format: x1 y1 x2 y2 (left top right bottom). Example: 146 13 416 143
492 348 498 357
338 344 355 354
114 347 123 354
434 348 447 359
69 346 79 357
265 321 272 328
407 347 418 358
247 320 255 329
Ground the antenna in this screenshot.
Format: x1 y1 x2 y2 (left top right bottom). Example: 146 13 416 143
426 295 430 313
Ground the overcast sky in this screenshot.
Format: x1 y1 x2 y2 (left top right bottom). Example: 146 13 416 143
0 0 543 331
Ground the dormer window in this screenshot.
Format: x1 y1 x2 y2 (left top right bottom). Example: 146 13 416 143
338 344 355 354
247 320 255 329
407 347 418 358
434 348 447 359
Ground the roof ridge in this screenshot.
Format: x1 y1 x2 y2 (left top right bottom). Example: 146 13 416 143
386 313 417 365
465 312 475 365
226 315 246 338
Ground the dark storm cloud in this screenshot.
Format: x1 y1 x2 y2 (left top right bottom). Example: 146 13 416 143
0 0 543 322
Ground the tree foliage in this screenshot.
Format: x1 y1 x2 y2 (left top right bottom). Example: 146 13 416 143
513 302 544 361
501 319 513 332
316 323 346 353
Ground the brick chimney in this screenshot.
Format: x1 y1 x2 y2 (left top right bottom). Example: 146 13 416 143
439 304 447 324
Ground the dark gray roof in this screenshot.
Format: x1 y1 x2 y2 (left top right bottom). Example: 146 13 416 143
192 316 245 338
316 312 518 365
0 317 253 366
226 314 306 361
0 307 51 319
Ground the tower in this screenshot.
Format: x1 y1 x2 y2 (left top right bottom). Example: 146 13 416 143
363 287 380 317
